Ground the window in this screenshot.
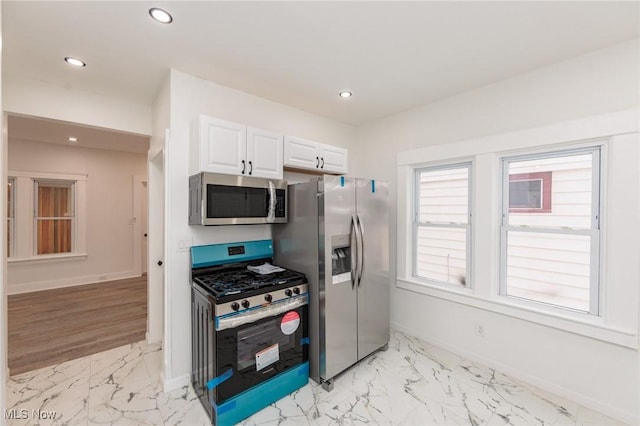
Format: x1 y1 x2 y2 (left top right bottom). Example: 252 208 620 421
414 163 471 286
509 172 552 212
500 148 600 313
34 180 75 255
8 172 86 262
8 177 15 257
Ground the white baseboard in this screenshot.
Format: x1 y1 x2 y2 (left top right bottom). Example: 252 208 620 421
391 321 638 425
7 271 141 295
163 373 191 393
146 331 163 345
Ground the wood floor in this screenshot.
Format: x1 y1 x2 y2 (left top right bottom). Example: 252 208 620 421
8 275 147 375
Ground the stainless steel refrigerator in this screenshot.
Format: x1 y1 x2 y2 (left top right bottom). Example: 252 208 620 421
273 175 389 390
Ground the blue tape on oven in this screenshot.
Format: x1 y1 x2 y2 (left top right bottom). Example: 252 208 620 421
207 368 233 390
372 180 376 193
214 399 236 415
340 176 345 187
300 337 310 346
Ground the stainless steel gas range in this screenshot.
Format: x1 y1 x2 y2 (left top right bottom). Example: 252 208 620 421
191 240 309 426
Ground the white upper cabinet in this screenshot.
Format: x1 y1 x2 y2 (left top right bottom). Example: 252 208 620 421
283 136 320 170
246 127 283 180
319 144 348 174
283 136 348 174
198 116 246 175
192 115 283 179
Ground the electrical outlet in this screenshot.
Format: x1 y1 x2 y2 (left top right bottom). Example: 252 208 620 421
475 323 485 337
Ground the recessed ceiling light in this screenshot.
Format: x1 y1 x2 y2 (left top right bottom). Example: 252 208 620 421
149 8 173 24
64 57 86 67
67 137 78 143
339 91 352 99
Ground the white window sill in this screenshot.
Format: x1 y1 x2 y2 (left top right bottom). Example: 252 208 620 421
8 253 88 265
397 277 638 349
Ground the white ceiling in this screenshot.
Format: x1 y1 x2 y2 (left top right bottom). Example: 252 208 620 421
3 1 639 129
8 115 150 154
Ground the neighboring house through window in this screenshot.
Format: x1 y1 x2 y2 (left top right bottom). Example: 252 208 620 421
509 171 552 213
500 147 601 313
414 162 472 287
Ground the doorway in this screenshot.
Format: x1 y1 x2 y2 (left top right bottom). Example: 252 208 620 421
5 114 152 373
133 175 149 277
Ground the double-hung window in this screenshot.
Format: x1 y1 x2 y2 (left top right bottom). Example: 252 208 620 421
414 162 472 287
500 147 601 314
34 179 75 255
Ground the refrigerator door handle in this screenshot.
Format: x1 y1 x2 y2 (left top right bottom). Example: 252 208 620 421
351 214 360 290
356 214 365 287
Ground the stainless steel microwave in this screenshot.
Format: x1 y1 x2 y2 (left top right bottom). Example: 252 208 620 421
189 173 287 225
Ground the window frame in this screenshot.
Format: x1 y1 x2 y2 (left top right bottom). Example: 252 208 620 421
412 161 473 288
396 111 638 349
508 171 552 213
8 177 16 259
33 179 76 256
8 171 87 263
499 146 602 315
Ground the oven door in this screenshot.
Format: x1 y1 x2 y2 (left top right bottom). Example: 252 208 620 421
214 303 308 403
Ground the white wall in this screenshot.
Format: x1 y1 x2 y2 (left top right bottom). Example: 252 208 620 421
353 39 640 423
7 139 147 293
157 69 356 388
3 75 151 137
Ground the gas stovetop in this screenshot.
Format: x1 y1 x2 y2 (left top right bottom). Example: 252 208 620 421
191 240 308 310
193 266 306 303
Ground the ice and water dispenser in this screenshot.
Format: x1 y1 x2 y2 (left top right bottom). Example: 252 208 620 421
331 234 352 285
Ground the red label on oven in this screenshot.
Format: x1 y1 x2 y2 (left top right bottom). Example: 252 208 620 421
281 311 300 335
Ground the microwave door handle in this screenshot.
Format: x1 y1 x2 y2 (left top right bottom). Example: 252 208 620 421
266 181 276 223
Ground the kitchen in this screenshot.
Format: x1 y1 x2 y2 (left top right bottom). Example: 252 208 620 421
1 1 639 425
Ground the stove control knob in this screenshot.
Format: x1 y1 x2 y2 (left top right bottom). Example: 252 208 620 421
293 287 300 295
241 300 250 309
264 294 273 303
231 302 240 311
285 289 293 297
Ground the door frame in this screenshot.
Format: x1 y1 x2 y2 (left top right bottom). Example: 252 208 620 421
147 139 166 346
132 175 147 277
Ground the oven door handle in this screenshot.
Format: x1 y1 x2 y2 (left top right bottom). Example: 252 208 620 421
216 295 307 331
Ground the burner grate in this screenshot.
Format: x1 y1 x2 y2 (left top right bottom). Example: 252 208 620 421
193 268 305 299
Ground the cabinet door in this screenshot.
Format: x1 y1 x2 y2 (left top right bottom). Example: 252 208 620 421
319 144 348 174
246 127 283 180
200 116 246 175
283 136 320 170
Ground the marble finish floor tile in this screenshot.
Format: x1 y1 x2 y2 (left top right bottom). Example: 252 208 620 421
6 330 626 426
